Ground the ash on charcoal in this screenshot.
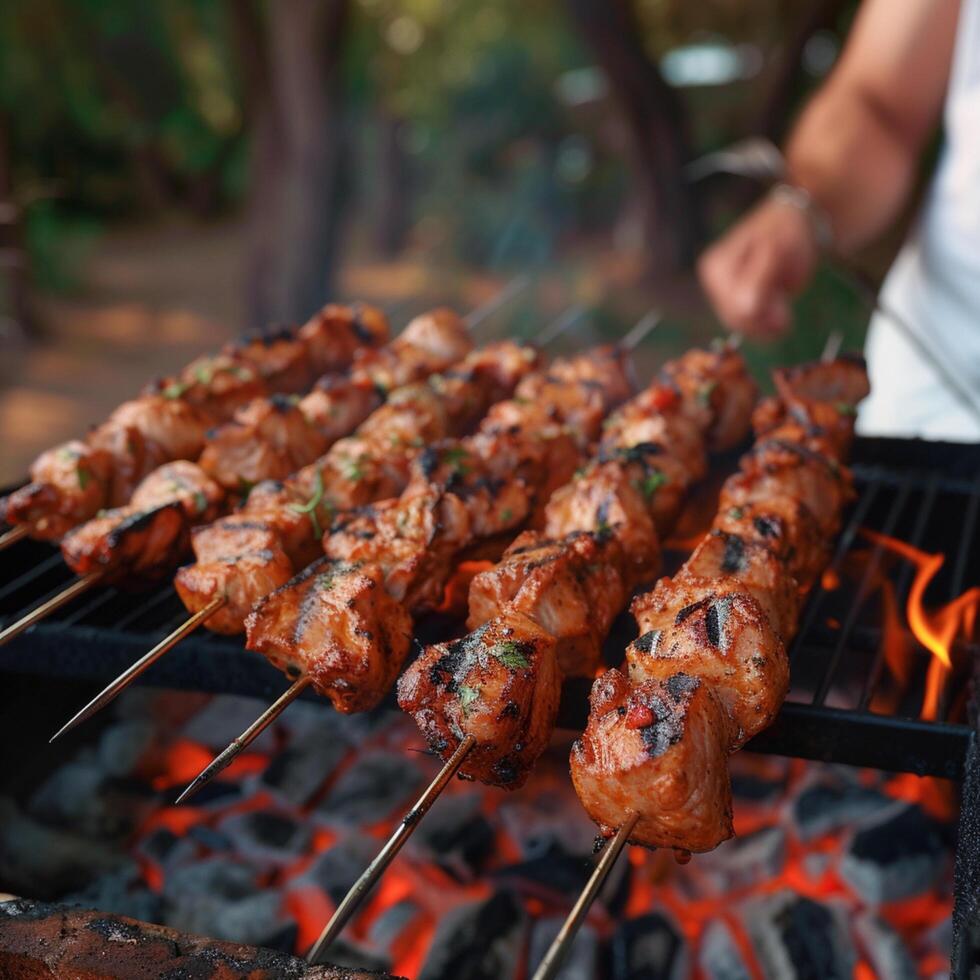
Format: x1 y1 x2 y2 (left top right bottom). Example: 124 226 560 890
697 826 787 893
0 796 127 899
261 725 352 806
699 919 752 980
182 695 280 752
61 862 162 924
840 803 949 904
317 751 424 827
293 836 380 907
792 781 892 842
527 917 597 980
218 809 311 864
493 841 594 898
419 889 526 980
408 792 494 881
161 858 296 951
97 719 156 778
368 898 419 952
743 890 855 979
497 797 596 860
29 755 143 841
187 824 233 852
855 913 917 980
609 912 688 980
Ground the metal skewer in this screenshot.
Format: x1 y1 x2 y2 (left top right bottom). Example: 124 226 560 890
619 309 662 352
306 734 477 964
821 329 844 363
0 526 28 551
175 676 312 804
50 595 227 742
0 571 103 647
530 812 639 980
462 274 531 331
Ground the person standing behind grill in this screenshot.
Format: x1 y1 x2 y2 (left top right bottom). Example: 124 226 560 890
698 0 979 441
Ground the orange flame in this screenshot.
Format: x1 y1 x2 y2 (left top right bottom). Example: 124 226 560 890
862 529 980 719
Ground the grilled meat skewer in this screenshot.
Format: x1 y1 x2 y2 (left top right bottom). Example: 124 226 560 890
2 304 390 542
570 355 869 854
398 344 758 788
244 346 633 714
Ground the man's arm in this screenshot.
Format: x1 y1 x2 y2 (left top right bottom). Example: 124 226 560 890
699 0 960 337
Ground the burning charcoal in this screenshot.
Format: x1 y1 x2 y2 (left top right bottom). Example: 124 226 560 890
609 912 688 980
161 857 263 940
742 891 855 979
0 797 127 900
218 809 311 864
855 913 917 980
792 781 892 842
419 889 526 980
840 803 949 904
208 891 296 953
697 826 787 893
29 756 142 841
296 835 381 907
60 862 163 924
527 917 598 980
186 823 233 852
699 919 752 980
493 841 595 899
317 751 424 827
497 796 596 861
97 719 156 778
408 792 495 881
261 725 352 806
181 694 280 752
730 772 787 803
368 898 419 953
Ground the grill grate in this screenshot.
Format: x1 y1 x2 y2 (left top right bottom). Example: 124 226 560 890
1 436 978 777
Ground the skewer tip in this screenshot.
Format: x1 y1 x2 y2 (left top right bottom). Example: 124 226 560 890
0 525 29 551
175 676 311 804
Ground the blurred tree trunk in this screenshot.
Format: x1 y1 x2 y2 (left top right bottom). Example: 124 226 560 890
564 0 702 274
0 109 35 341
374 113 411 257
241 0 352 330
758 0 852 142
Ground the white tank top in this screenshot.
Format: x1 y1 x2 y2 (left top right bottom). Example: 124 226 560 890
857 0 980 441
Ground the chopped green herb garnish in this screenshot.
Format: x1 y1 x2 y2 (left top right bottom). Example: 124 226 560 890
442 445 469 475
237 476 256 500
728 506 744 520
77 466 90 490
343 458 365 482
194 491 208 514
232 365 254 381
194 362 214 385
696 380 718 406
459 685 480 715
834 401 857 417
163 380 189 399
287 469 328 539
636 471 667 500
500 507 513 523
491 641 530 670
595 518 612 539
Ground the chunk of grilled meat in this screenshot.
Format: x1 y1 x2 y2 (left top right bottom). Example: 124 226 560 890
468 530 630 677
246 558 413 713
145 352 268 423
175 523 294 634
398 612 562 788
61 463 222 585
199 395 329 493
570 669 734 851
1 441 115 541
296 303 389 378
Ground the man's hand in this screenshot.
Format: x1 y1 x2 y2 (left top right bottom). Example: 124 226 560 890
697 195 819 339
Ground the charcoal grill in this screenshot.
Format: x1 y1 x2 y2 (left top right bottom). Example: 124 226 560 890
1 435 978 778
